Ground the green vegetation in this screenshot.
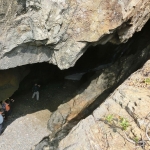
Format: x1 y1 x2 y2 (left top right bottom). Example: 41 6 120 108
104 113 150 148
119 117 130 130
133 136 139 144
144 78 150 84
105 114 130 130
105 114 114 123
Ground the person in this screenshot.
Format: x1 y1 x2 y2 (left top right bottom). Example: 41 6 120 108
0 108 4 135
32 83 40 100
2 98 15 120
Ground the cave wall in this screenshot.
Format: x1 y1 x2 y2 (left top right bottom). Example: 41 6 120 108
56 58 150 150
1 18 150 101
47 26 150 143
0 0 150 70
36 32 150 150
0 66 29 101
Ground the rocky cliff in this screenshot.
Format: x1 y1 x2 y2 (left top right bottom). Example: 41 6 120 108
33 54 150 150
0 0 150 70
56 60 150 150
0 0 150 150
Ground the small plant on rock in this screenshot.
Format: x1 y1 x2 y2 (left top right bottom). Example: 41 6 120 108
119 117 130 130
133 136 139 144
105 114 114 124
144 78 150 84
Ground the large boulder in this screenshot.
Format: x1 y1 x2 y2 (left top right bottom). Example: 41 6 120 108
57 60 150 150
0 109 51 150
0 0 150 70
46 28 150 138
35 44 150 149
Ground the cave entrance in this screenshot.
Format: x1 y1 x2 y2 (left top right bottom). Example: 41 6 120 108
3 19 150 132
2 41 118 131
11 42 117 112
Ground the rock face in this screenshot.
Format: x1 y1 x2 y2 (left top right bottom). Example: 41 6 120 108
0 0 150 70
33 28 150 149
0 109 51 150
46 28 150 138
57 59 150 150
0 66 29 101
1 0 150 149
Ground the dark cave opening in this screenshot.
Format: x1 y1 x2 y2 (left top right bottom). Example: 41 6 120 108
1 19 150 133
11 20 150 105
13 41 119 96
3 18 150 103
13 18 150 96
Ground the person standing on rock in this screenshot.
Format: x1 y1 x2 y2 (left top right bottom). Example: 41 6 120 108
32 83 40 100
0 108 4 135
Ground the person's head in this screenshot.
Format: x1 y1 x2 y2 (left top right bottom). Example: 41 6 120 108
5 99 10 104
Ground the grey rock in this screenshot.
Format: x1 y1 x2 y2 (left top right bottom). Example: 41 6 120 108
47 44 150 139
57 60 150 150
0 110 51 150
0 0 150 70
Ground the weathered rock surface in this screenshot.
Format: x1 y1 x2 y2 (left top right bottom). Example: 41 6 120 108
0 0 150 70
1 0 150 149
47 40 150 139
0 109 51 150
57 58 150 150
0 66 29 101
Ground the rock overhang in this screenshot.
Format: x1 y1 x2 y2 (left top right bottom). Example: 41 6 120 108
0 0 150 70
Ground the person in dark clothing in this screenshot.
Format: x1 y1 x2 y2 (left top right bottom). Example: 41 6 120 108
32 83 40 100
2 98 15 120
